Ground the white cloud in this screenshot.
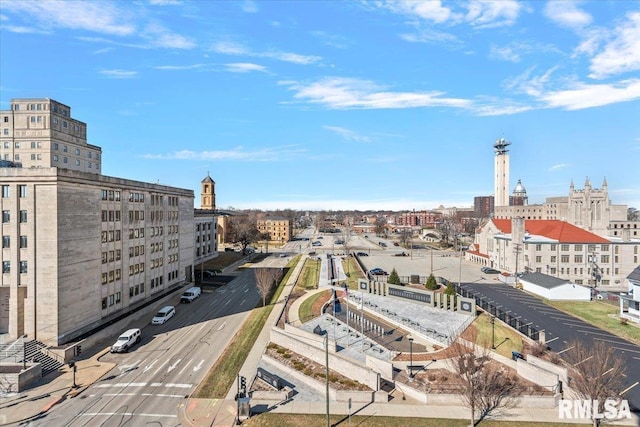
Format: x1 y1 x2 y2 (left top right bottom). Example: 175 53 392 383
154 64 206 70
211 41 321 65
149 0 182 5
141 22 195 49
543 1 592 29
1 25 48 34
471 101 532 116
399 28 459 44
242 1 258 13
100 69 138 79
1 0 135 36
379 0 457 24
539 79 640 110
143 146 305 162
549 163 570 171
490 43 525 62
224 63 267 73
465 0 522 29
589 12 640 79
282 77 472 110
323 126 371 143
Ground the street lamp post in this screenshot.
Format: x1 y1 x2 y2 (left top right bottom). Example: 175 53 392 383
409 336 414 378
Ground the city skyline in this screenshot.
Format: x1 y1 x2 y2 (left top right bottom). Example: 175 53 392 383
1 0 639 211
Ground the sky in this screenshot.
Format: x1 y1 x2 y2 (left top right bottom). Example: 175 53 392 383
1 0 639 211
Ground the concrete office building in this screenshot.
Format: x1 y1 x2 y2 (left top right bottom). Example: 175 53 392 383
1 98 195 346
0 98 102 173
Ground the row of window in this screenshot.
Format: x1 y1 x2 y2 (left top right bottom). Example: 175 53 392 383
101 250 122 264
2 141 44 149
102 210 122 222
168 196 179 207
2 235 28 248
52 143 94 158
101 230 122 243
128 228 145 239
2 210 28 223
129 210 145 221
101 269 122 284
196 245 213 257
130 192 145 203
130 283 145 298
101 190 122 201
1 185 27 198
53 155 97 169
129 245 145 258
196 223 213 231
101 292 122 310
129 262 145 276
2 261 27 274
151 258 164 269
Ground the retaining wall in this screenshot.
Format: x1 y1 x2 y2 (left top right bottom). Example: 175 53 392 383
0 363 42 392
269 327 379 390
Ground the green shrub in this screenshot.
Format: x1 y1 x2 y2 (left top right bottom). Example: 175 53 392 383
425 274 438 290
387 268 401 285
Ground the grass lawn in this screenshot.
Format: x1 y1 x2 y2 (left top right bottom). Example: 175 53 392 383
192 255 300 399
298 258 321 290
471 312 525 358
341 257 364 289
298 290 330 324
243 413 582 427
543 300 640 346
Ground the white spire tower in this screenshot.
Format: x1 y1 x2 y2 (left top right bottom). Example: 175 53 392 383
494 137 511 207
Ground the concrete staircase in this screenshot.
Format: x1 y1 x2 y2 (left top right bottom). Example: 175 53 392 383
23 339 64 376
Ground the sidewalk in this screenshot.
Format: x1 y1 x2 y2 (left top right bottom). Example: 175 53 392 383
0 346 116 426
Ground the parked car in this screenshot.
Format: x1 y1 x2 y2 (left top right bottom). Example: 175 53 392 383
481 267 500 274
224 247 236 252
379 242 388 247
202 269 221 278
152 306 176 325
356 252 369 256
312 241 322 246
393 242 400 247
369 268 389 276
110 328 141 353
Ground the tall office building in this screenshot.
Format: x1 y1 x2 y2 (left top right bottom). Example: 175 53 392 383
0 98 102 173
494 138 511 207
1 99 195 346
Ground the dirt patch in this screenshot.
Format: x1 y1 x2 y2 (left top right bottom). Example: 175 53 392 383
311 291 332 317
264 343 371 391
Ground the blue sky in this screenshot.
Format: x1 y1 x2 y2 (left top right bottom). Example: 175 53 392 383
1 0 639 211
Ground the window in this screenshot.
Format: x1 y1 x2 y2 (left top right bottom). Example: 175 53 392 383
561 255 570 263
115 292 121 304
75 148 80 155
2 211 9 223
75 159 80 166
550 256 556 263
3 261 10 273
1 185 9 198
2 236 9 248
601 245 609 252
63 145 68 153
63 157 68 163
575 255 583 263
601 255 610 263
561 244 569 251
102 297 108 310
20 261 27 274
14 142 20 149
53 155 58 162
53 143 58 150
536 256 542 263
20 236 27 248
550 244 556 251
575 244 582 251
19 211 27 223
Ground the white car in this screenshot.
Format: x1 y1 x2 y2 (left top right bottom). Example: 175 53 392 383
111 328 141 353
152 306 175 325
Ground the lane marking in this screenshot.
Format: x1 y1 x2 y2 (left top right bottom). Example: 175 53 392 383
98 393 186 398
143 359 158 374
80 413 177 418
96 383 147 388
154 359 170 375
168 359 182 373
557 346 574 354
193 360 204 372
546 337 559 343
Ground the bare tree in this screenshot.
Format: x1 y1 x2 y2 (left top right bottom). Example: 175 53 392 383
227 213 261 254
448 335 519 426
628 207 639 221
563 340 627 427
255 268 283 307
398 228 413 248
374 216 387 237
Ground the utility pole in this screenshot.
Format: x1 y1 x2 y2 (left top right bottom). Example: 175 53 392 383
514 243 522 287
325 333 330 427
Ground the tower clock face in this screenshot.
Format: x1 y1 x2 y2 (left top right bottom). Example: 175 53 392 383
461 302 472 311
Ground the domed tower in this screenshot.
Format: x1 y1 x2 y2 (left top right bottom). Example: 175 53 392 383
201 173 216 210
510 178 528 206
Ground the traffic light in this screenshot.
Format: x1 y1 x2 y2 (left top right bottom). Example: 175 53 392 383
76 345 82 356
240 376 246 392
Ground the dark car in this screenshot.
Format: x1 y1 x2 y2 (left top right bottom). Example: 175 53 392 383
481 267 500 274
203 269 221 278
369 268 388 276
356 252 369 256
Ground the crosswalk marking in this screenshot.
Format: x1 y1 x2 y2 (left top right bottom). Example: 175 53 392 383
96 383 191 389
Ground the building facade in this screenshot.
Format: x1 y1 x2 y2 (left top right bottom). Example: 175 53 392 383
396 210 443 228
257 218 291 243
1 98 102 173
467 218 639 287
474 195 494 218
1 167 194 345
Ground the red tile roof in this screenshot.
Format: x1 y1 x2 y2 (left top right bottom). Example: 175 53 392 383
492 219 610 243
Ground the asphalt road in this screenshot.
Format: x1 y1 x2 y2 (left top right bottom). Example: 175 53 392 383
41 268 261 427
460 280 640 411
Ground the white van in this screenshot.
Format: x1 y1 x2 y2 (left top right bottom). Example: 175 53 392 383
111 328 142 353
152 306 175 325
181 287 202 303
